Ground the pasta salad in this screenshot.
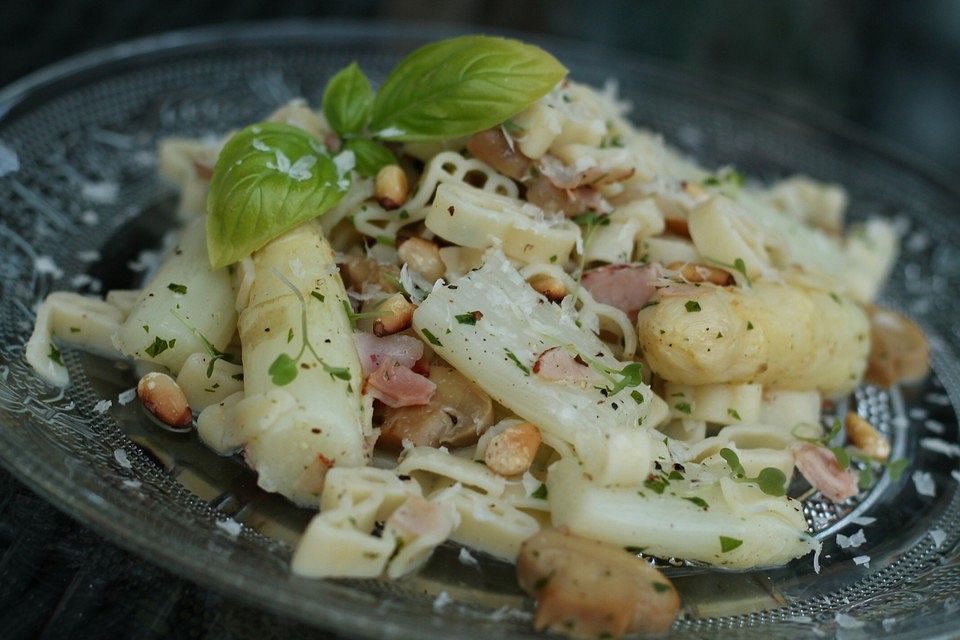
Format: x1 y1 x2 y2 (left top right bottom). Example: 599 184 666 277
25 35 930 639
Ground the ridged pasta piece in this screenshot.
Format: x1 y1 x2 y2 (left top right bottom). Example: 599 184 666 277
25 292 129 386
426 183 580 265
353 151 518 241
413 249 667 486
637 281 870 396
113 217 236 374
547 457 815 569
175 352 243 411
231 224 371 506
662 382 763 425
395 446 507 497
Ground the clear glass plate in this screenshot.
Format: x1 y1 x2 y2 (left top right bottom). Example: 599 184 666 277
0 21 958 640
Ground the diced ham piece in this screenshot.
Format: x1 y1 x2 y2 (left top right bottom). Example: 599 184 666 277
793 443 859 503
354 332 424 376
533 347 605 384
365 361 436 408
581 264 661 321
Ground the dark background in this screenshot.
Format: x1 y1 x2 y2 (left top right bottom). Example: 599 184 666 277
2 0 960 174
1 1 959 638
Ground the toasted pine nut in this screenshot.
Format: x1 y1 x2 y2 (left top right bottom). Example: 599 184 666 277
529 274 567 302
375 165 409 210
397 237 445 282
663 217 690 238
372 292 416 337
137 372 192 429
681 180 706 199
666 261 734 286
484 422 541 476
845 411 891 461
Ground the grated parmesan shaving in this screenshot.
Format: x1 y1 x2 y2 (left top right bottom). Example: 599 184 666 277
835 612 864 628
35 256 64 278
952 470 960 483
118 387 137 406
882 618 896 632
852 555 870 567
929 529 947 548
912 471 936 497
924 419 946 434
216 518 242 537
432 590 453 612
81 210 100 225
122 479 142 489
94 399 112 413
458 547 479 568
920 437 960 457
836 529 866 549
849 516 876 526
0 140 19 177
82 181 119 204
113 448 132 468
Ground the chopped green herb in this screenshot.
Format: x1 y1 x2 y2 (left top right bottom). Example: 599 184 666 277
266 269 353 386
549 255 558 263
398 209 410 220
48 344 64 366
310 291 325 302
727 408 742 421
502 120 524 134
630 390 645 405
455 311 482 325
167 283 188 295
69 326 81 334
287 327 294 343
887 458 909 481
640 300 659 311
683 496 709 509
144 336 174 358
572 212 611 291
719 536 743 553
684 300 701 313
504 349 530 375
674 402 692 415
531 484 548 499
652 582 671 593
375 235 396 248
170 309 237 377
831 446 850 469
624 546 646 554
231 373 244 382
747 321 754 330
668 470 684 480
533 574 552 591
756 467 787 497
421 328 443 347
644 477 668 494
830 292 842 304
142 324 150 333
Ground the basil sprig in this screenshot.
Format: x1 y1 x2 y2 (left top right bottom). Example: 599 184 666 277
322 62 374 137
206 122 350 268
368 35 566 141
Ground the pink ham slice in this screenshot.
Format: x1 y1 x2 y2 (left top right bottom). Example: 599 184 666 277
365 360 436 408
581 264 661 321
533 347 605 384
793 443 859 503
354 332 424 376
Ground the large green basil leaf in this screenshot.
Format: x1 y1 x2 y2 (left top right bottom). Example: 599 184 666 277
206 122 350 268
345 138 397 177
322 62 374 136
369 35 567 141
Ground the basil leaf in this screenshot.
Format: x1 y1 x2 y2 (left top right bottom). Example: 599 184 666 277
206 123 350 268
369 35 567 141
345 138 397 177
322 62 374 136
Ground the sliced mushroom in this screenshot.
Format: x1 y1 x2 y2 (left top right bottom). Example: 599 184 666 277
466 128 531 180
865 305 929 387
517 528 680 639
378 366 494 450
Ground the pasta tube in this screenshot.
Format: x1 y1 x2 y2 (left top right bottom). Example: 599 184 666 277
232 224 371 506
637 282 870 396
425 183 580 265
547 458 815 569
113 216 236 373
413 249 667 486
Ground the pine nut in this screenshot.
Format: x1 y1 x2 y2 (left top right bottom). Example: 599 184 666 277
137 372 192 429
528 274 567 302
845 411 891 461
375 165 409 210
372 293 415 337
484 422 541 476
397 237 445 282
